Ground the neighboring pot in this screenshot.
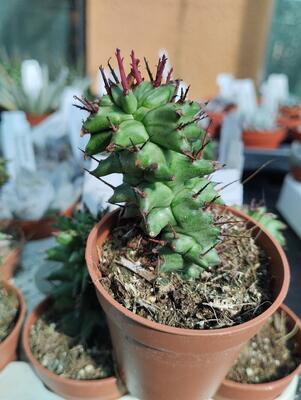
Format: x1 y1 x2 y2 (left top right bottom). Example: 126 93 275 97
291 126 301 142
26 113 50 127
214 304 301 400
278 116 301 131
86 206 290 400
207 111 225 138
6 202 76 241
0 281 26 370
290 141 301 182
0 224 24 280
22 298 126 400
243 128 286 149
280 105 301 119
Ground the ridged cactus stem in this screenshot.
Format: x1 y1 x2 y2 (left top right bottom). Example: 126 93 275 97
80 49 224 279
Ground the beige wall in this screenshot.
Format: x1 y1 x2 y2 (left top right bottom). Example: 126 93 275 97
86 0 272 99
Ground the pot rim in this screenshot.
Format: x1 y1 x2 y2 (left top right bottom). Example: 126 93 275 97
219 303 301 391
0 281 26 347
22 297 120 388
86 205 290 337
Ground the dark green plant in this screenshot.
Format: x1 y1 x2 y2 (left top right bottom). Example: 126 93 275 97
47 210 108 343
78 49 223 279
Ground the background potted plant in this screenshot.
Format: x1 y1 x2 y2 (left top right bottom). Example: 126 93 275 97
242 109 286 149
0 59 68 126
0 280 26 370
22 210 126 400
81 49 290 400
215 303 301 400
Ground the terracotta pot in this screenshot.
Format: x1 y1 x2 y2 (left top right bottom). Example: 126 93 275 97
0 224 24 280
26 113 50 127
243 128 286 149
5 202 77 241
22 298 126 400
1 247 22 280
214 304 301 400
280 105 301 119
278 116 301 130
0 281 26 370
85 206 290 400
291 166 301 182
206 111 225 138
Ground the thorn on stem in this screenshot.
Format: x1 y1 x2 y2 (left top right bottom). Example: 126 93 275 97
107 57 120 83
115 48 129 94
144 57 154 82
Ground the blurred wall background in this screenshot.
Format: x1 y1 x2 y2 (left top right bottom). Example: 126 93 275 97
86 0 273 98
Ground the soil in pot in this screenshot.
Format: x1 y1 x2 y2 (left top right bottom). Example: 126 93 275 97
29 306 114 381
227 310 301 384
0 282 19 343
99 209 272 330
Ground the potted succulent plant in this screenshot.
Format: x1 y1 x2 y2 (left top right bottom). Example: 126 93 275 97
215 304 301 400
22 210 126 400
0 60 68 126
81 49 290 400
278 97 301 134
242 109 286 149
0 280 26 370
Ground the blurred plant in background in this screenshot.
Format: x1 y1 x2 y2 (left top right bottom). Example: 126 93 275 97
0 54 89 115
46 209 108 343
240 203 286 247
0 158 8 187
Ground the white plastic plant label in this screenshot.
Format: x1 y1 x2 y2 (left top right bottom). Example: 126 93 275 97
216 73 235 101
233 79 257 116
63 86 89 161
21 59 43 101
261 73 289 117
1 111 36 180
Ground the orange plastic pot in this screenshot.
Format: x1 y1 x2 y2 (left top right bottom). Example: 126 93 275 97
22 298 126 400
214 304 301 400
86 206 290 400
0 224 24 280
206 111 225 138
26 113 50 127
6 202 76 241
280 105 301 119
278 116 301 131
243 128 286 149
1 246 22 280
0 282 26 370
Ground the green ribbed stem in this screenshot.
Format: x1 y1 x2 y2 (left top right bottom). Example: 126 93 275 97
80 50 223 278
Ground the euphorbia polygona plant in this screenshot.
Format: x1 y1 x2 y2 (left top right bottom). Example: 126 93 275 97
78 49 223 278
